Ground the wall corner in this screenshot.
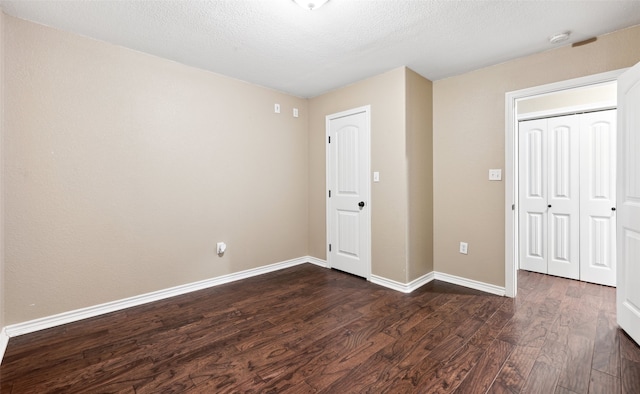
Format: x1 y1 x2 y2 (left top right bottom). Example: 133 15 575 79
405 68 434 283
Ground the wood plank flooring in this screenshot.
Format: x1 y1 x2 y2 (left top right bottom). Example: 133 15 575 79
1 263 639 393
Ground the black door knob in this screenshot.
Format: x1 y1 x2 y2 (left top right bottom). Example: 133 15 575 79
548 204 552 208
358 201 365 208
612 207 616 211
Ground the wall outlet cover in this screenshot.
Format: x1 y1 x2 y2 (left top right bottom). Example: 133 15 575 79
489 169 502 181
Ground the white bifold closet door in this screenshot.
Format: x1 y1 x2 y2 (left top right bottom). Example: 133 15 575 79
580 111 617 286
519 118 550 275
518 110 616 286
519 115 580 280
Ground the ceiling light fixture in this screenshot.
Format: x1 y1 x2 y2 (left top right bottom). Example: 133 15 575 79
549 31 571 44
293 0 329 11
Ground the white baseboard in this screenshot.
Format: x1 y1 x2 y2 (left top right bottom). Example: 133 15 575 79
4 256 322 338
306 256 328 268
0 260 505 367
435 272 506 296
370 271 505 296
370 271 435 293
2 258 504 345
0 328 9 362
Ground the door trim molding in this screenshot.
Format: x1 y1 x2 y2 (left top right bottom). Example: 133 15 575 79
325 105 372 280
505 69 625 297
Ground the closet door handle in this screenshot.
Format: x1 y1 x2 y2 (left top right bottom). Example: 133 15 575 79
548 204 552 208
611 207 616 211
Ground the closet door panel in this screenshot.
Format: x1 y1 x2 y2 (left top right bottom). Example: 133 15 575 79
519 119 548 274
547 115 580 280
580 110 617 286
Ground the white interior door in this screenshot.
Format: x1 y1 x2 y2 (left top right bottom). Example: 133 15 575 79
580 110 617 286
519 119 548 274
547 115 580 280
617 62 640 346
326 107 371 279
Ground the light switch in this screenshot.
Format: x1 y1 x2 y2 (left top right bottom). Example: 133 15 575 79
489 169 502 181
373 172 380 182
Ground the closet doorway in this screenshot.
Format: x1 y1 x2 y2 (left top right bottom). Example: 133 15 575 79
517 82 617 287
504 69 625 297
518 104 617 286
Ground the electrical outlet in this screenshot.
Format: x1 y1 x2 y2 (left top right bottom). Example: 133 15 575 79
293 108 299 118
489 169 502 181
459 242 468 254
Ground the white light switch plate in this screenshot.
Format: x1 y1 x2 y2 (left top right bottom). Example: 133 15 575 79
489 169 502 181
373 172 380 182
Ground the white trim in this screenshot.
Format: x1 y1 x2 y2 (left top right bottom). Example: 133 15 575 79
505 69 626 298
0 260 503 367
370 271 505 296
370 271 435 293
325 105 372 280
0 328 9 361
435 272 506 297
4 256 318 338
306 256 328 268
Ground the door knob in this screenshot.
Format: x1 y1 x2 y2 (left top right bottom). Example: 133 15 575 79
358 201 365 208
612 207 616 211
548 204 552 208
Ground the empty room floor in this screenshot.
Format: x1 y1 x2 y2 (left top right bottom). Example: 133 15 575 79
1 263 639 393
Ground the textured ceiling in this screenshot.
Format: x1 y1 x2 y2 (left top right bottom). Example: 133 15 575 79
1 0 640 98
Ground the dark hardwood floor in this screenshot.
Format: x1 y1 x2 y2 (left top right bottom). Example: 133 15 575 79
1 263 639 393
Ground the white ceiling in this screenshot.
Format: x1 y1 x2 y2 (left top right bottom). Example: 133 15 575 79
1 0 640 98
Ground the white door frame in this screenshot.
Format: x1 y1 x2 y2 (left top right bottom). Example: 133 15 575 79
325 105 372 279
505 69 624 297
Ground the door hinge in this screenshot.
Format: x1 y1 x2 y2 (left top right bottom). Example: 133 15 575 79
328 136 331 143
329 244 332 252
512 204 515 211
329 190 331 198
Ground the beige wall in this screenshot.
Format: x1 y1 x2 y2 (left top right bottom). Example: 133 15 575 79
406 69 433 281
308 68 408 282
308 67 433 284
4 16 309 324
5 10 639 328
518 82 617 115
433 25 640 286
